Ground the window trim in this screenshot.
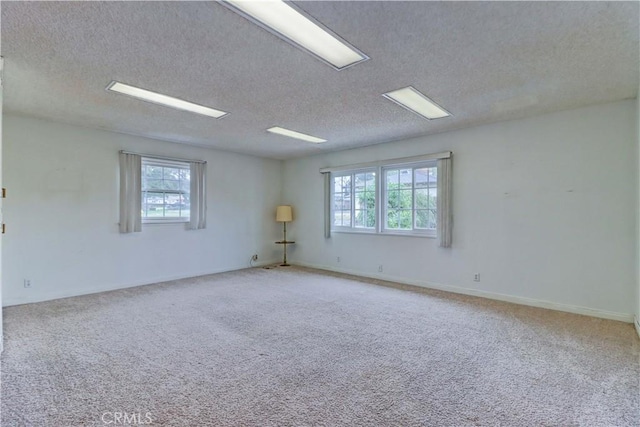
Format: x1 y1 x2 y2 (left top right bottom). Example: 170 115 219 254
320 151 450 174
141 157 191 224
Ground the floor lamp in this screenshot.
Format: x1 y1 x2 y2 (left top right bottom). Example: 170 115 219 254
276 205 293 266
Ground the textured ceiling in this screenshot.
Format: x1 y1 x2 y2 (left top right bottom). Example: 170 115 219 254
2 1 638 159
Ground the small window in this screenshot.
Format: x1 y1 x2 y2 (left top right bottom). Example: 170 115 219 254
383 163 437 235
332 170 376 231
141 158 190 223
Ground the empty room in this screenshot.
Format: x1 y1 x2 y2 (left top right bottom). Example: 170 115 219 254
1 1 639 426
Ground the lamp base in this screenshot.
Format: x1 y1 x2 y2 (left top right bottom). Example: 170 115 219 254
280 263 291 267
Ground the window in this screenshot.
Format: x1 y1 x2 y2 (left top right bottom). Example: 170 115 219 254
383 163 437 235
120 151 206 233
325 152 450 241
141 158 190 222
332 170 376 230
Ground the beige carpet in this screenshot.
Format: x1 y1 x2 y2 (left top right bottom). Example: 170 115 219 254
1 267 638 426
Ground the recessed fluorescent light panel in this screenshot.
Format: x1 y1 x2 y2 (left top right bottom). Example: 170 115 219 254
221 0 368 70
267 126 326 143
106 81 228 119
383 86 451 120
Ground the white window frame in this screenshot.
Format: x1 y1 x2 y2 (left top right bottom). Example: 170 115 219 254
331 168 378 233
381 160 437 237
324 151 450 239
141 157 191 224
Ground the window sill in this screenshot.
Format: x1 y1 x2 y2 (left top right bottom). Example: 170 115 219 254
381 231 436 239
142 220 189 226
331 229 436 239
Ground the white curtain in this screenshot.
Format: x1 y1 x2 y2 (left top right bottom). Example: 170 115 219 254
189 162 207 230
437 157 453 248
323 172 331 238
119 152 142 233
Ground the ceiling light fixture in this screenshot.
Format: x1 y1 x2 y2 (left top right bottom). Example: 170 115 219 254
220 0 368 71
106 81 228 119
267 126 326 143
382 86 451 120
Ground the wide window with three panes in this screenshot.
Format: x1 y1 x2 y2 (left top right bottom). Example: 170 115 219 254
330 160 438 237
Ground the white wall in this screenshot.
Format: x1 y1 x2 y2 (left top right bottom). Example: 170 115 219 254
283 100 637 322
2 114 283 306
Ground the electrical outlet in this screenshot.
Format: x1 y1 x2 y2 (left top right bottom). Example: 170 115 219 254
474 273 480 282
252 254 258 261
24 279 31 288
378 265 383 273
336 256 340 263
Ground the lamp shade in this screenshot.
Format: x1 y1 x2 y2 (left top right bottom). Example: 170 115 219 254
276 205 293 222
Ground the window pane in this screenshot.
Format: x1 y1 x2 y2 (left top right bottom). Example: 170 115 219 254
342 175 351 192
387 190 400 209
333 193 344 211
342 210 352 227
428 193 437 210
415 168 430 188
180 177 190 192
145 191 164 205
366 210 376 228
163 179 180 191
415 189 429 209
429 210 437 229
162 167 178 180
142 190 190 219
145 179 164 190
145 192 165 217
164 194 182 217
416 209 430 229
364 190 376 209
399 169 412 188
354 173 366 191
145 166 163 180
343 194 352 211
386 169 399 186
387 210 399 229
165 193 181 204
365 172 376 190
398 190 412 209
354 192 365 210
354 210 365 227
398 210 412 229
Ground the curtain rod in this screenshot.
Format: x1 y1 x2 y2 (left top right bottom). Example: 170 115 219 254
120 150 207 164
319 151 451 174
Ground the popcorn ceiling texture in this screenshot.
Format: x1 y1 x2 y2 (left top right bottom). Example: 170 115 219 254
2 267 638 426
1 1 638 159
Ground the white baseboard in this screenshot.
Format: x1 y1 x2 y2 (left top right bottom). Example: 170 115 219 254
5 258 634 327
2 260 279 307
293 261 634 324
635 316 640 339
